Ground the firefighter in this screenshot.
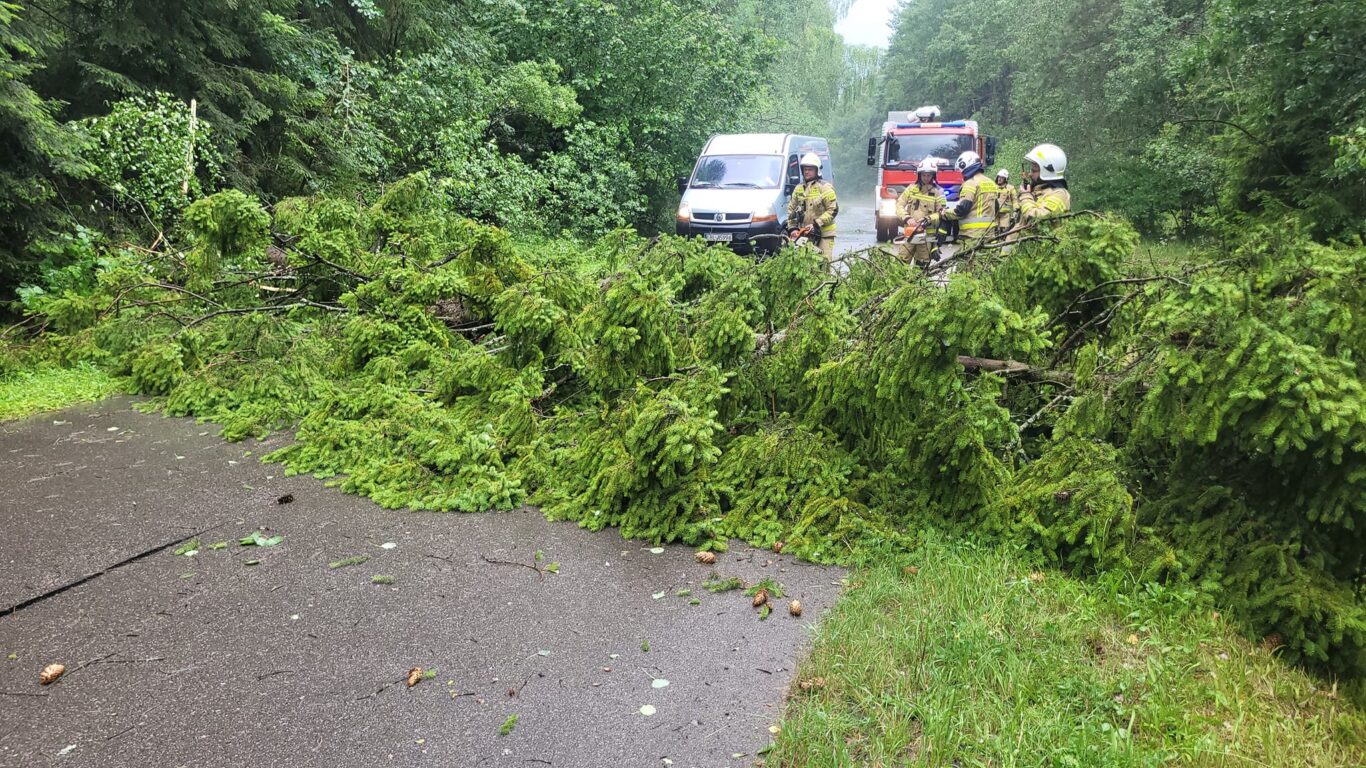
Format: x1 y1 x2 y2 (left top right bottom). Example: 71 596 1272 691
784 153 839 263
994 168 1017 232
1018 144 1071 222
941 150 999 243
895 157 945 266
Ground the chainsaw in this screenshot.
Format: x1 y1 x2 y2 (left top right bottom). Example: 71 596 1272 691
893 220 927 245
893 220 945 267
787 225 813 248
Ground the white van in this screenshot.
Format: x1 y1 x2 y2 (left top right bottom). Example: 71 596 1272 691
675 134 833 255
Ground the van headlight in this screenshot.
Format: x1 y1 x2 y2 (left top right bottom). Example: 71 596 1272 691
878 199 898 217
677 202 692 221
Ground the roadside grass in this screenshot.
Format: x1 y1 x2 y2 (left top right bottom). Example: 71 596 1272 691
768 538 1366 767
0 364 120 421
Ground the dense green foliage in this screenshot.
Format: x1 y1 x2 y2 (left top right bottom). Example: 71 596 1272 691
878 0 1366 237
3 0 1363 725
0 3 90 294
0 0 799 300
8 178 1363 695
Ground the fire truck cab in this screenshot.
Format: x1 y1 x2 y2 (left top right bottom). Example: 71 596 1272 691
867 107 996 242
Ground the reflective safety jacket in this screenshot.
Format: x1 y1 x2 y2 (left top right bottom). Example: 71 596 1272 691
942 173 1000 238
785 178 839 238
996 183 1018 226
896 183 945 235
1018 182 1071 222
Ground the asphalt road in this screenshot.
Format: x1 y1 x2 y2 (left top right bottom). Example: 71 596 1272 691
834 200 882 258
832 200 958 282
0 398 843 767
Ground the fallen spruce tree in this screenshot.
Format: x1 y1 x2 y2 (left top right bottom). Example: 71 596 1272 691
6 173 1364 693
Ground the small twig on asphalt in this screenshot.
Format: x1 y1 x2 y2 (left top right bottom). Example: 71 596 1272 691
104 725 137 741
48 652 117 686
507 676 530 697
356 673 408 700
480 554 545 580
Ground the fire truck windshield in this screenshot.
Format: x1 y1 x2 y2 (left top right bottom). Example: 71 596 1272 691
884 134 973 168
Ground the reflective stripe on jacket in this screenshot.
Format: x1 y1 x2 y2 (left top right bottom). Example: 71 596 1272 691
996 184 1018 223
895 183 945 234
786 179 839 238
1019 183 1071 222
942 174 1000 238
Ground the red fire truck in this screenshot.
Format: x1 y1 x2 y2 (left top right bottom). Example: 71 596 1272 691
866 107 997 242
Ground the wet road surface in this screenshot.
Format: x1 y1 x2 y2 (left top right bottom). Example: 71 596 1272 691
0 398 843 767
835 200 883 258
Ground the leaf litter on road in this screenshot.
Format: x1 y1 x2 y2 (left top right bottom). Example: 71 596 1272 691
328 555 369 569
239 531 283 547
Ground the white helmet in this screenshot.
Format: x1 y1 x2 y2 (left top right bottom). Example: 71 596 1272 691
995 168 1009 180
916 157 938 174
799 152 822 170
1025 144 1067 180
955 151 983 176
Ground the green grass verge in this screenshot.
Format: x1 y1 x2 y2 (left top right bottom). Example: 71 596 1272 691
768 539 1366 767
0 364 120 421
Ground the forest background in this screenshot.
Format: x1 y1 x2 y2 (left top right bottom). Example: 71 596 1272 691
5 0 1363 294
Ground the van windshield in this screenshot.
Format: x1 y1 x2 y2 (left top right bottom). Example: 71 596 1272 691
690 155 782 189
884 134 974 168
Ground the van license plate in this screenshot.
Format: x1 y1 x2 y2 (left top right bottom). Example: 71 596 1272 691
704 232 732 242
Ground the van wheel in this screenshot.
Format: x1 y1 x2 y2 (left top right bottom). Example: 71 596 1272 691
875 222 893 242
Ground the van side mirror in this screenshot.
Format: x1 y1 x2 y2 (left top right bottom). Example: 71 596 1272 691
866 137 877 166
984 136 998 167
677 175 688 195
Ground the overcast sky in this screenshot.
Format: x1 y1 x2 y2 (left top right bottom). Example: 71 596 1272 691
834 0 898 48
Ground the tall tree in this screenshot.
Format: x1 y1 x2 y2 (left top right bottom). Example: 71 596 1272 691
0 2 89 299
